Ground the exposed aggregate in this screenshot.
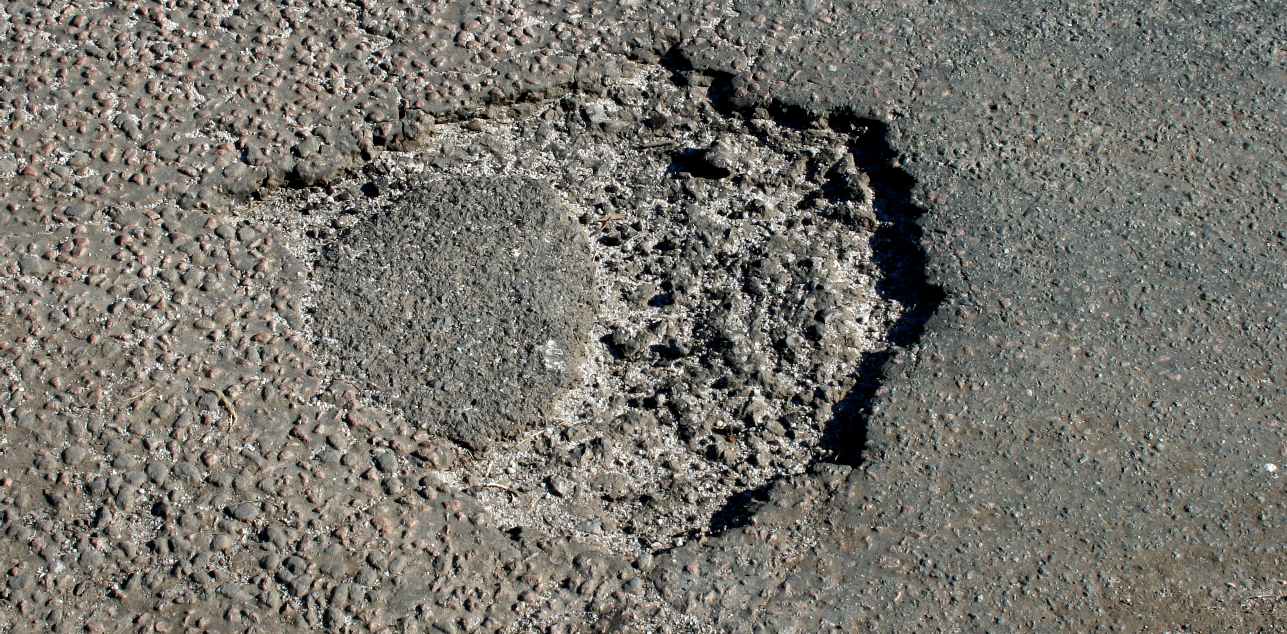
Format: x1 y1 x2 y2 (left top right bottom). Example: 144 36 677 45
0 1 905 631
8 0 1280 631
250 64 897 560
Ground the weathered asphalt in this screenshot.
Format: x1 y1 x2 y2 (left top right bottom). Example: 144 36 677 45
0 0 1281 631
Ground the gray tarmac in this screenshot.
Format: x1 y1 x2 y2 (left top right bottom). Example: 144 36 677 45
0 0 1282 632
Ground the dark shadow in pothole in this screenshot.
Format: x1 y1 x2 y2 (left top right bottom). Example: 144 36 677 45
697 118 943 536
654 479 778 555
656 49 945 536
658 46 698 84
667 147 732 179
706 480 775 534
818 115 945 467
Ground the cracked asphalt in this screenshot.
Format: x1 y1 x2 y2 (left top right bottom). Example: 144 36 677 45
0 0 1283 632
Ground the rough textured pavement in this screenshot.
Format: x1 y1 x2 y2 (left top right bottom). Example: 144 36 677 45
0 0 1283 632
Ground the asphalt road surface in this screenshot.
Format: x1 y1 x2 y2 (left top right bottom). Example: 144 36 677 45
0 1 1281 632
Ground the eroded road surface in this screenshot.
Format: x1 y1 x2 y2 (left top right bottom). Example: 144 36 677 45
0 1 1282 632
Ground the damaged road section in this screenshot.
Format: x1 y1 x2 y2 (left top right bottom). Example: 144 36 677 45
0 49 940 631
257 62 909 557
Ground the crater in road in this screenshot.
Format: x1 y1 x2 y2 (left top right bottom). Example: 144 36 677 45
267 62 932 556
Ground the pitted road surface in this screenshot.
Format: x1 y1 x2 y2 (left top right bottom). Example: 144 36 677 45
652 3 1286 631
0 0 1282 632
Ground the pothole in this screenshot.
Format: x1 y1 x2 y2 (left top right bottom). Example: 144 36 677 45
249 62 904 558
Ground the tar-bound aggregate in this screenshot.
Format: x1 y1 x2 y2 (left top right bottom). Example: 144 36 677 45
0 0 1282 632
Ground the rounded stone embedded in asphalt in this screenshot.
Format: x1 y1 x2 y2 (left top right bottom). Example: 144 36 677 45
312 177 596 450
